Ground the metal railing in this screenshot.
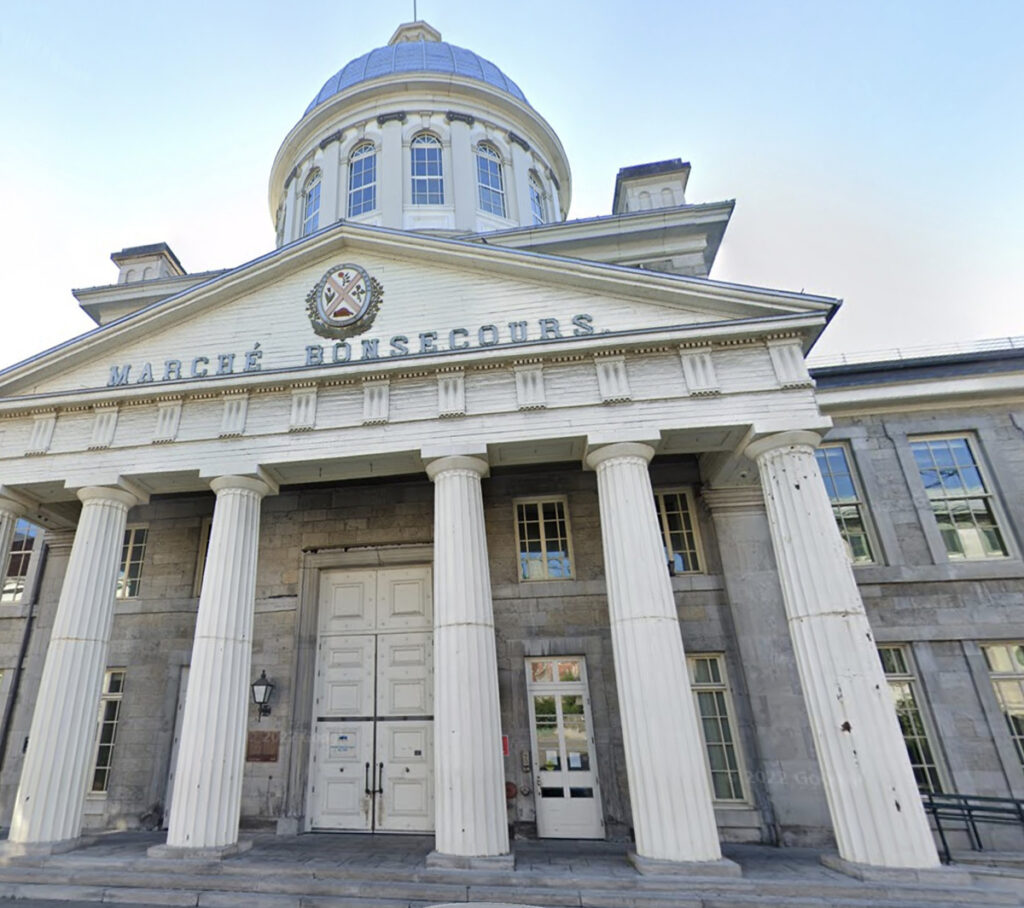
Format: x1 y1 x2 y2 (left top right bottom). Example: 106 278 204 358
922 792 1024 863
808 335 1024 370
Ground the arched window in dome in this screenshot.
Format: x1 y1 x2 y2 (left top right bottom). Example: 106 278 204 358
410 134 444 205
302 170 321 236
348 143 377 217
475 144 506 218
529 172 546 225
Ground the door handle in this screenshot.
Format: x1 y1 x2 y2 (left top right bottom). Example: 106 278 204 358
364 761 371 795
376 761 384 794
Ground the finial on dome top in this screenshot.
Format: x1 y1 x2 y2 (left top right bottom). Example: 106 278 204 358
388 20 442 45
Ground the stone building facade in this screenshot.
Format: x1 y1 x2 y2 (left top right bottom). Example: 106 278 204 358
0 20 1021 874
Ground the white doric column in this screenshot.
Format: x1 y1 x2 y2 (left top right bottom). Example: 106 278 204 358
0 496 28 584
586 443 734 873
425 455 510 865
159 475 273 857
745 431 939 870
8 485 140 852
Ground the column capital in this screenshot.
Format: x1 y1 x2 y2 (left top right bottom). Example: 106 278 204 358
584 442 655 471
425 454 489 481
209 474 277 497
744 429 823 462
76 485 142 509
0 496 28 520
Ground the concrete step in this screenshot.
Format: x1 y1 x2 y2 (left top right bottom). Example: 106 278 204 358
0 866 1018 908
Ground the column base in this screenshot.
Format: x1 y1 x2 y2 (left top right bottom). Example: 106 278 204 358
426 849 515 870
628 851 742 877
275 816 301 836
147 839 253 861
820 853 969 883
0 835 96 858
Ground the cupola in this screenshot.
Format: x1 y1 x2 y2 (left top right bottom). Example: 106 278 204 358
268 21 571 245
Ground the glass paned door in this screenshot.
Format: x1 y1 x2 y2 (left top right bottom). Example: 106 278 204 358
526 657 604 838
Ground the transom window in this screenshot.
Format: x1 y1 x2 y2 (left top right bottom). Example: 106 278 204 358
475 144 506 217
687 654 746 802
302 170 321 236
2 519 39 602
515 498 573 581
529 173 546 225
982 643 1024 770
410 134 444 205
910 436 1008 560
878 645 943 793
815 444 875 564
654 489 703 574
91 669 125 793
348 143 376 217
116 527 148 599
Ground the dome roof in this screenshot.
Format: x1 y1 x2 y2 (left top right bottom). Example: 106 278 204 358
304 39 529 116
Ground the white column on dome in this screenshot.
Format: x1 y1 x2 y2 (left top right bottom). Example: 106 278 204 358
0 497 27 585
164 475 272 852
585 443 723 864
745 431 939 869
8 486 138 849
426 455 509 859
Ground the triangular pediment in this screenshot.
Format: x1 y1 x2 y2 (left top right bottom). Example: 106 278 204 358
0 223 836 402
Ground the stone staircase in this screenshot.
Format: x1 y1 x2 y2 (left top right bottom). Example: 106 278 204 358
0 833 1018 908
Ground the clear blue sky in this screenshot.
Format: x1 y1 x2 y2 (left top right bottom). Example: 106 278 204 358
1 0 1021 370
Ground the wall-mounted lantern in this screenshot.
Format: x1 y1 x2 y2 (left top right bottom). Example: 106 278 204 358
250 670 274 722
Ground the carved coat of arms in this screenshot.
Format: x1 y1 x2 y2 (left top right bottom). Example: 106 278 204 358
306 264 384 339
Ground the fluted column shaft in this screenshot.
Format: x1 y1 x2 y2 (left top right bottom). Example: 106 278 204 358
426 456 509 858
586 443 722 863
747 431 938 869
0 498 27 588
166 475 272 850
9 486 138 846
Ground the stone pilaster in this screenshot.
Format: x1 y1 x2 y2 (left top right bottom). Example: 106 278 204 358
586 443 733 871
746 431 939 869
159 475 273 856
0 497 28 584
7 486 139 852
425 455 509 864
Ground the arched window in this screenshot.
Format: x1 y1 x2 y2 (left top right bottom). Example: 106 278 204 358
348 143 376 217
410 134 443 205
475 144 505 217
529 173 546 225
302 170 321 236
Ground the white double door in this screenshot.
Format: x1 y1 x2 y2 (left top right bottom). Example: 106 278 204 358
308 567 434 833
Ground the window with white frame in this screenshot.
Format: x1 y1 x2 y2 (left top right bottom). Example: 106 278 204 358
515 498 573 581
653 489 703 574
410 134 444 205
348 143 376 216
116 527 148 599
910 435 1008 560
90 669 125 793
301 170 321 236
529 172 546 225
2 519 39 602
877 645 943 793
687 654 747 802
475 144 506 217
982 643 1024 769
815 443 875 564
